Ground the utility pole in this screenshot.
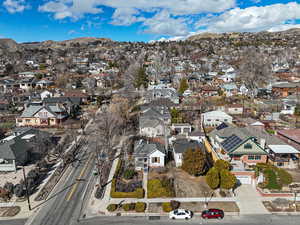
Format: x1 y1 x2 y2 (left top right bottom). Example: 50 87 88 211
22 167 31 211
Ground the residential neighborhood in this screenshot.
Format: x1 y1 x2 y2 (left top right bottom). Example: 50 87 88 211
0 27 300 225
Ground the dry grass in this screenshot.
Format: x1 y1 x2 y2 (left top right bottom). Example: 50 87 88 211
0 207 21 217
263 201 300 212
149 168 212 198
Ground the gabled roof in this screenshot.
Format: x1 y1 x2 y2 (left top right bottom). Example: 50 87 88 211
221 135 243 152
0 137 31 160
133 139 165 157
173 138 203 154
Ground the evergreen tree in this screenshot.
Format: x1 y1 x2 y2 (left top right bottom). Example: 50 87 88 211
178 78 189 94
220 169 236 190
205 167 220 189
182 148 206 176
134 67 148 89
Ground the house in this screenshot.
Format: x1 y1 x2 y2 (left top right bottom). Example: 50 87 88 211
226 104 244 115
17 77 36 91
63 91 89 104
171 123 192 135
16 105 68 127
268 145 299 168
40 90 54 100
133 139 166 171
0 137 31 172
201 111 233 127
145 88 179 104
172 138 204 167
221 83 238 96
35 79 54 89
277 129 300 151
139 118 169 137
272 82 300 97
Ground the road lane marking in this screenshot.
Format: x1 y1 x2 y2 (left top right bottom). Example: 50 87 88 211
65 153 93 201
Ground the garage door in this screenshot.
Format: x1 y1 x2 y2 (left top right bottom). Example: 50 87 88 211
236 175 252 185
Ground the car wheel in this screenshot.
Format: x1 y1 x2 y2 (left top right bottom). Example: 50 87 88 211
172 217 175 220
185 217 189 220
218 216 222 220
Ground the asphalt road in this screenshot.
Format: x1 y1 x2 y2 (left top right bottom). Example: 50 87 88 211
25 135 97 225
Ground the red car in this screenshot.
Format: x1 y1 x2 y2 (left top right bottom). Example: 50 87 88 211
201 209 224 219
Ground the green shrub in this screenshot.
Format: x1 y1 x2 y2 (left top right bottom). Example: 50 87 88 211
135 202 146 212
264 169 282 190
162 202 173 212
123 169 136 180
206 167 220 189
277 168 293 186
214 160 231 171
147 179 175 198
107 204 117 212
122 203 135 211
110 179 144 198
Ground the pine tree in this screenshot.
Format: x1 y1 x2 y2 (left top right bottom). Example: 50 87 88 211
182 148 206 176
178 78 189 94
205 167 220 189
220 169 236 190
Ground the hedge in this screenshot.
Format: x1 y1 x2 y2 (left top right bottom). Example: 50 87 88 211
110 178 145 198
122 203 136 211
135 202 146 212
107 204 117 212
162 202 172 212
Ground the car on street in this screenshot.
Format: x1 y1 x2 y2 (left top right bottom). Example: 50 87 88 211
201 208 224 219
169 209 192 220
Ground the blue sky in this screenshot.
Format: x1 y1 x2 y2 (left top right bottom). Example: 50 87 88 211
0 0 300 43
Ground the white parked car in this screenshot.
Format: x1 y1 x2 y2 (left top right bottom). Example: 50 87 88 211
169 209 192 220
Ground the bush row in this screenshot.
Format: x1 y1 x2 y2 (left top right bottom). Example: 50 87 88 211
106 202 146 212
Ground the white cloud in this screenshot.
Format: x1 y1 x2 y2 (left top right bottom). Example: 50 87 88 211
39 0 235 21
143 10 189 36
267 24 300 32
68 29 76 35
39 0 103 20
195 2 300 33
3 0 28 13
111 8 145 26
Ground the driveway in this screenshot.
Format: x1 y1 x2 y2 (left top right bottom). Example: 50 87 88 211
235 184 269 215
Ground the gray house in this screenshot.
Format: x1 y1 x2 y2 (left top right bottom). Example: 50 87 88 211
133 139 166 171
0 138 31 172
145 88 179 104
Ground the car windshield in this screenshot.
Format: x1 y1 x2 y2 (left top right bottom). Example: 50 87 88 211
174 210 178 214
185 210 189 214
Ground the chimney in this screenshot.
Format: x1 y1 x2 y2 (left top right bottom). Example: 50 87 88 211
260 138 266 149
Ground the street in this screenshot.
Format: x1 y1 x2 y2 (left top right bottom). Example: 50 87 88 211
23 134 97 225
3 215 300 225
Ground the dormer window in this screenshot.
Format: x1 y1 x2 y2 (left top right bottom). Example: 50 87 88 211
244 143 252 149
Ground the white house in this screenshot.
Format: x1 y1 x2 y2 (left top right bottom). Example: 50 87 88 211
201 111 232 127
133 139 166 171
226 104 244 115
172 138 204 167
139 118 166 137
40 90 53 100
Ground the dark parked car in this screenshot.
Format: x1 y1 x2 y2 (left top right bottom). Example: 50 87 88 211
201 209 224 219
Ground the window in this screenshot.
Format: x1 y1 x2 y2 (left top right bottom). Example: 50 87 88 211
17 119 22 123
255 155 261 160
151 157 160 163
224 119 228 122
25 119 31 123
207 119 211 121
216 119 220 121
244 143 252 149
248 155 255 160
248 155 261 160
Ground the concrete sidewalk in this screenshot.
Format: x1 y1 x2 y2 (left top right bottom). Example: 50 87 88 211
235 184 270 215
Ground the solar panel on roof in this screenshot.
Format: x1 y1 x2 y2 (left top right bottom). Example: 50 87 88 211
216 122 228 130
221 135 243 152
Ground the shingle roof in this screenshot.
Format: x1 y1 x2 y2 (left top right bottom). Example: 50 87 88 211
133 139 165 157
0 137 30 161
173 138 203 154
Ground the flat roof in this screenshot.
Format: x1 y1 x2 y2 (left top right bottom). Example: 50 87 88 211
269 145 299 154
21 134 36 140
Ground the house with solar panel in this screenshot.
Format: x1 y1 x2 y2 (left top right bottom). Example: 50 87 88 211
208 123 298 184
